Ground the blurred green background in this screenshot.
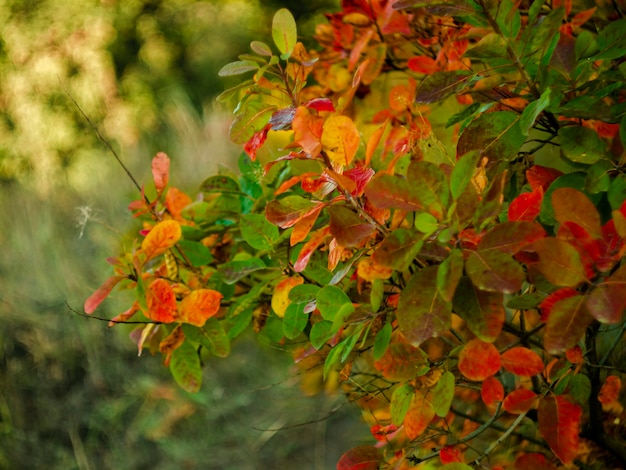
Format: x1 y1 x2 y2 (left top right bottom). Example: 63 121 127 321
0 0 371 468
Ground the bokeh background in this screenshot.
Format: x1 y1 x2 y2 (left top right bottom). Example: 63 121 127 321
0 1 372 468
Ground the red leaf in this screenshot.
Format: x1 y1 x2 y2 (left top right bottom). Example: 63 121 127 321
539 287 578 322
565 345 584 364
526 165 563 192
146 278 177 323
514 453 558 470
243 125 270 161
84 275 126 314
336 445 381 470
508 188 543 222
598 375 621 405
343 166 375 197
328 205 376 247
407 55 439 74
458 339 501 381
538 394 582 464
151 152 170 193
265 196 324 229
305 98 336 112
439 445 463 464
501 347 545 377
481 376 505 406
503 389 539 414
293 226 331 272
370 423 398 442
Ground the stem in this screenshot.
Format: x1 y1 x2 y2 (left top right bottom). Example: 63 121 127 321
472 409 529 464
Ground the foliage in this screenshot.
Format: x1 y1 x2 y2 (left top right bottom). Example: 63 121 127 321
88 1 626 468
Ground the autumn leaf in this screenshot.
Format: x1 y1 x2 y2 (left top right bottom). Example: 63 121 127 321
336 445 381 470
552 187 602 239
478 221 546 254
293 226 331 272
166 187 192 219
598 375 621 405
141 220 182 262
357 256 393 281
146 278 178 323
503 389 539 414
586 263 626 323
374 342 428 381
458 339 501 381
178 289 223 327
321 114 360 168
544 295 594 354
508 188 544 222
452 277 504 342
481 376 504 406
501 347 545 376
404 391 435 440
292 106 324 156
84 275 126 314
265 196 324 229
538 394 582 464
526 238 588 287
465 250 525 294
151 152 170 193
271 276 304 318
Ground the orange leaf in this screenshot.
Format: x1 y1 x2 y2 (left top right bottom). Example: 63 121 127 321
108 301 141 327
141 220 182 261
538 394 582 464
503 389 539 414
146 278 177 323
321 115 360 168
404 391 435 440
598 375 621 405
336 445 381 470
565 345 584 364
166 187 192 219
151 152 170 193
290 206 323 246
178 289 223 327
501 347 545 376
357 256 393 281
84 275 125 314
407 55 439 74
271 276 304 318
294 226 331 272
481 376 504 406
458 339 501 381
292 106 323 157
159 324 185 357
365 120 388 166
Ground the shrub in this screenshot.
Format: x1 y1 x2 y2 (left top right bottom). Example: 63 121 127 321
87 1 626 468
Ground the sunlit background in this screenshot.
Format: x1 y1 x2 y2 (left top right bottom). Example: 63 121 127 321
0 0 373 468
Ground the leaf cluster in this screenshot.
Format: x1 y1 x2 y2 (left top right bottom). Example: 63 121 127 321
88 2 626 468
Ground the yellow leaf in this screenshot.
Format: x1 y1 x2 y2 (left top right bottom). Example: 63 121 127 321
271 276 304 318
146 278 177 323
357 257 393 282
141 220 182 261
322 115 360 168
178 289 223 327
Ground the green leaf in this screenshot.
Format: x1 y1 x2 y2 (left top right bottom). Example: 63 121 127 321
283 302 308 339
575 30 598 60
430 371 455 417
590 18 626 61
437 249 464 303
407 160 448 218
558 126 608 165
323 342 345 380
373 321 392 360
414 212 438 235
520 88 551 136
218 60 260 77
226 308 253 340
240 213 280 251
457 111 526 163
450 150 480 200
465 250 526 294
229 99 276 144
370 279 384 312
372 228 423 272
390 384 414 426
272 8 297 59
415 71 472 103
289 284 320 304
181 321 230 358
544 295 594 355
310 320 334 349
569 374 592 405
586 160 612 194
176 239 213 267
250 40 273 56
608 175 626 210
452 277 505 342
219 258 267 284
465 33 508 59
397 266 451 346
341 327 363 362
506 292 545 310
317 285 354 321
169 341 202 393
